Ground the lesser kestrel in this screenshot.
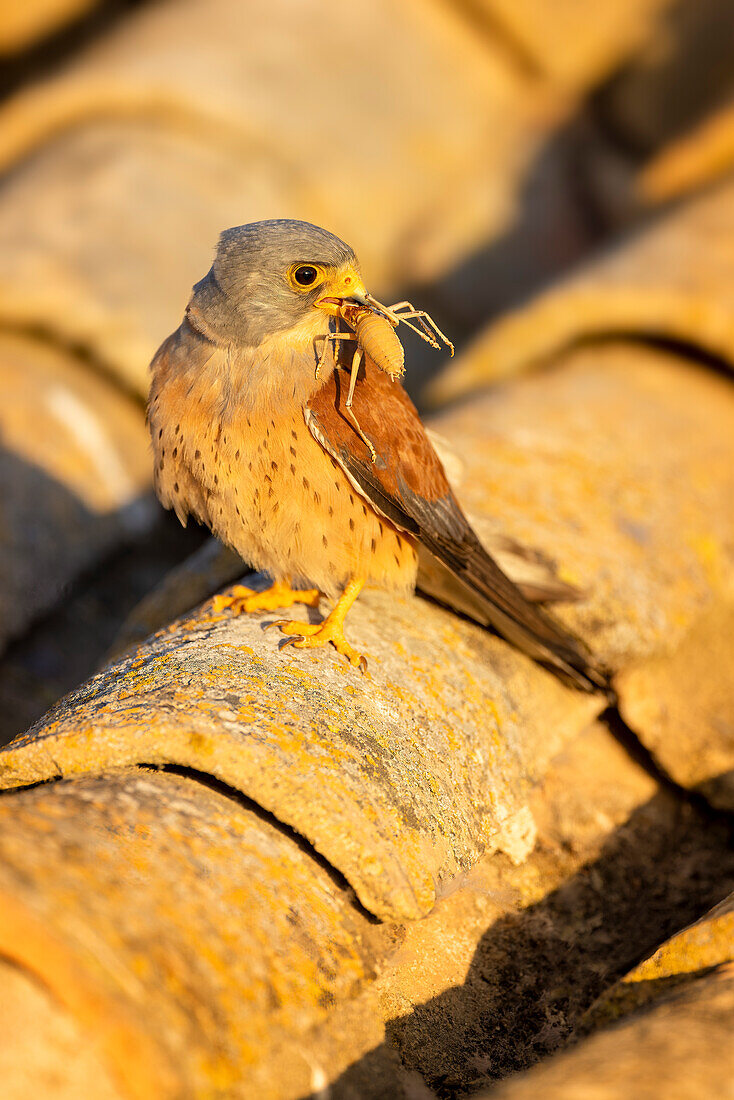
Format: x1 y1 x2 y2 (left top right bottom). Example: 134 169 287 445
148 220 609 694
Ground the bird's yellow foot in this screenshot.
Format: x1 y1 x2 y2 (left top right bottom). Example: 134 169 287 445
211 580 320 615
271 618 368 672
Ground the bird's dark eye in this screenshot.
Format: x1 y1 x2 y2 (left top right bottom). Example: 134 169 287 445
294 265 318 286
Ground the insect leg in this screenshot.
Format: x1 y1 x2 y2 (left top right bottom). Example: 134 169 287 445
314 331 357 380
345 347 362 408
363 293 400 326
344 347 378 463
400 316 440 346
388 304 454 355
362 293 454 355
378 300 439 347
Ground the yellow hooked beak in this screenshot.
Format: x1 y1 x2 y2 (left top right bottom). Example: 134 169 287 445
315 265 368 316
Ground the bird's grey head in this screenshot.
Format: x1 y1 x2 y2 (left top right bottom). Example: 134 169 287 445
188 219 366 348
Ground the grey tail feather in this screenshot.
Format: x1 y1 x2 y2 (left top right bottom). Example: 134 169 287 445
475 598 615 699
423 534 615 700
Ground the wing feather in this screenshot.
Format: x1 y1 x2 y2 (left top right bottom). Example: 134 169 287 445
306 361 611 695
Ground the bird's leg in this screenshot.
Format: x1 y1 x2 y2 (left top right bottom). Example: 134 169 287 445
212 578 320 614
344 347 378 463
271 577 368 671
314 331 357 380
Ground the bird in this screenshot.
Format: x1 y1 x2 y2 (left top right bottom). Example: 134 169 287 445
148 219 611 695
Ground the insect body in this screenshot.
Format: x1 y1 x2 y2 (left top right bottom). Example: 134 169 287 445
314 295 453 462
341 304 405 380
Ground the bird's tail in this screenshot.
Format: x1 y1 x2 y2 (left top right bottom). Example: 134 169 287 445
422 533 615 700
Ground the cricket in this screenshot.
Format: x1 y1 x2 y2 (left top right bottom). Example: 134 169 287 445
314 294 454 461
